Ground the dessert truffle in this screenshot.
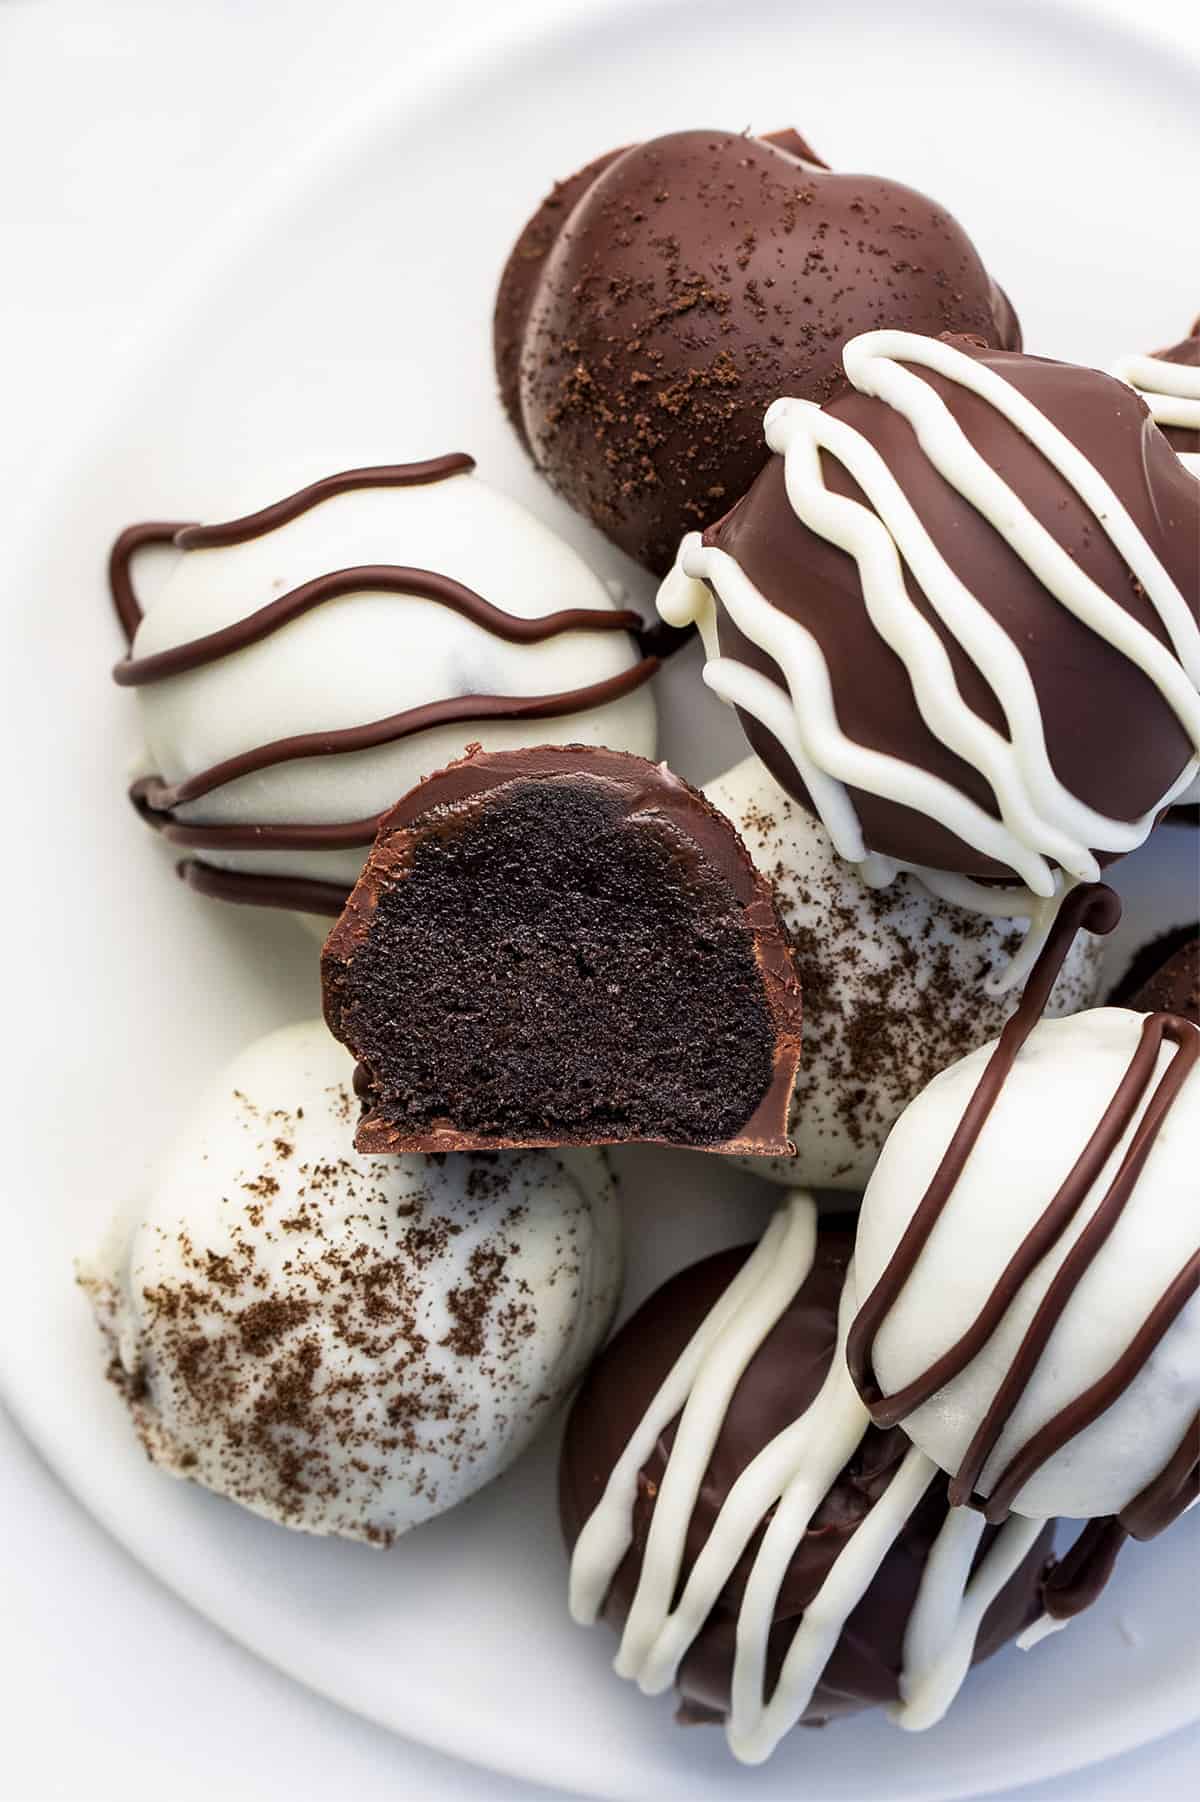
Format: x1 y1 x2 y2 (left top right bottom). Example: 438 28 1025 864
707 757 1103 1189
562 1193 1053 1762
1111 319 1200 821
496 128 1020 574
1109 923 1199 1023
322 746 803 1157
848 885 1198 1623
660 331 1200 965
110 456 658 917
79 1020 622 1543
1112 316 1200 468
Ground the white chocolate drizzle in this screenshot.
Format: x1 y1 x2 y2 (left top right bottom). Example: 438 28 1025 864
1111 349 1200 478
569 1194 1050 1764
1111 350 1200 425
659 331 1200 991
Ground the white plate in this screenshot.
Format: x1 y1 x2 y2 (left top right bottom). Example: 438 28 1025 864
4 1 1200 1795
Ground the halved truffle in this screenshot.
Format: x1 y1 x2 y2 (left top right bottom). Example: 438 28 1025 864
322 746 802 1156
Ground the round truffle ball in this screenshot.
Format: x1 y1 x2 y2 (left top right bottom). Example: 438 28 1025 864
116 458 657 913
850 1008 1200 1522
80 1020 622 1544
497 129 1020 575
1110 318 1200 816
561 1217 1051 1739
707 757 1103 1189
661 333 1200 896
1112 316 1200 467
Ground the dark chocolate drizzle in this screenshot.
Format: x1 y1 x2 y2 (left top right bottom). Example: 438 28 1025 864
109 458 660 911
1122 1409 1200 1537
1040 1518 1127 1620
114 565 643 689
129 664 658 817
977 1226 1197 1523
108 458 478 642
847 882 1200 1618
109 521 193 640
173 454 477 551
177 859 351 918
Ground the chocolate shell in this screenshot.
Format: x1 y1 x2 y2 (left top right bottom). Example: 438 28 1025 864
1155 321 1200 459
496 128 1020 574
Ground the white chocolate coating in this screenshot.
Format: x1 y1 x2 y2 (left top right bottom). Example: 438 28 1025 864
570 1195 1045 1763
80 1020 622 1543
851 1009 1200 1520
132 464 657 898
706 757 1103 1189
660 331 1200 988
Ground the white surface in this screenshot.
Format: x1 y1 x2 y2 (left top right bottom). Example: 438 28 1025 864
5 1398 1198 1802
2 1 1199 1798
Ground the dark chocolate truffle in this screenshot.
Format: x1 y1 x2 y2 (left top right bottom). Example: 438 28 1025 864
1113 316 1200 459
660 331 1200 888
561 1204 1053 1754
1118 317 1200 835
1110 924 1200 1023
322 746 803 1156
496 128 1020 575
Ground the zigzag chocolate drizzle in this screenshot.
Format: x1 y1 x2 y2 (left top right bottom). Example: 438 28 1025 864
109 458 659 912
847 882 1200 1620
174 454 477 549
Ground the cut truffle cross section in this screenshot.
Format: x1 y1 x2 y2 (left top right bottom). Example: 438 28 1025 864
322 746 802 1156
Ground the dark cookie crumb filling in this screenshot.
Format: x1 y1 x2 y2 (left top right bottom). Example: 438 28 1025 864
323 747 804 1155
325 767 790 1150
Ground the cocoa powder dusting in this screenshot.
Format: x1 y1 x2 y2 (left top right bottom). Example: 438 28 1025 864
734 791 1093 1180
497 129 1019 574
80 1090 578 1544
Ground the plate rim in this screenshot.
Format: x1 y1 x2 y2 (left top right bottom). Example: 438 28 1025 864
5 0 1200 1794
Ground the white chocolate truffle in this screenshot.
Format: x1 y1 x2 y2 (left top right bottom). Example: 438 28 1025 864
80 1020 622 1543
851 1008 1200 1521
118 458 657 909
706 758 1103 1190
